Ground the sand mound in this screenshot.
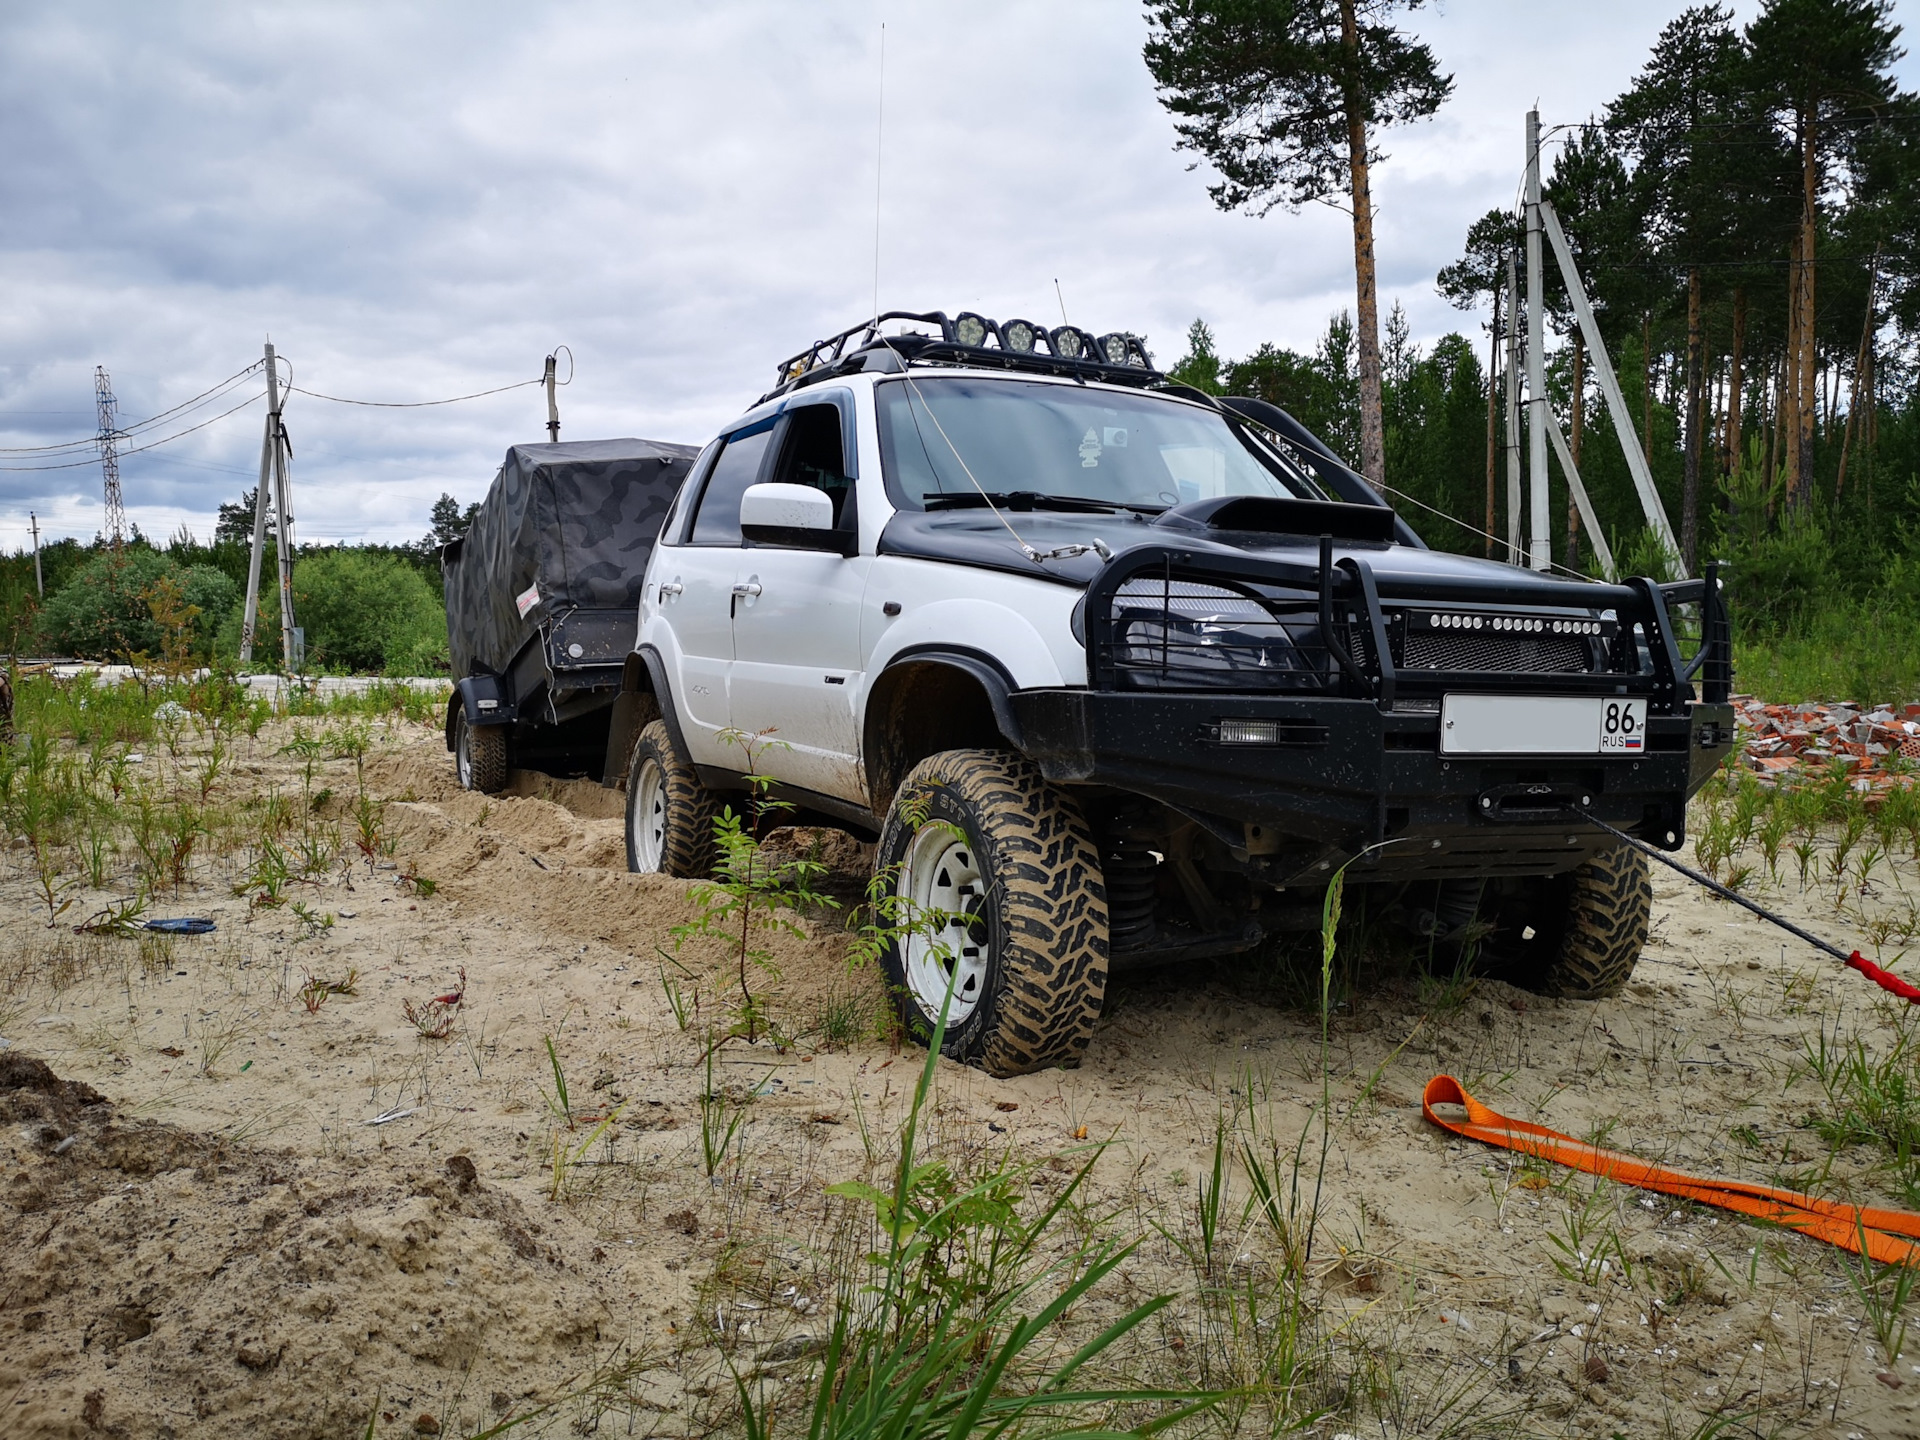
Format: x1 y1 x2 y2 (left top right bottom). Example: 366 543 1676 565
0 1056 673 1440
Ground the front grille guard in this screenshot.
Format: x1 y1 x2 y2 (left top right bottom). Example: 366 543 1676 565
1084 542 1732 711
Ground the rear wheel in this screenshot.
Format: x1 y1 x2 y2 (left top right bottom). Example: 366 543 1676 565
876 749 1108 1077
454 710 508 794
625 721 721 877
1481 846 1651 998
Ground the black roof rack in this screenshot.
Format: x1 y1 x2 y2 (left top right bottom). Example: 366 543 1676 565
762 310 1162 401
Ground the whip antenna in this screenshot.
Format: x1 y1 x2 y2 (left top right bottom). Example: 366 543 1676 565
872 22 886 323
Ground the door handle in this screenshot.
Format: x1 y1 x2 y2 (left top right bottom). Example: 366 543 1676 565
657 581 683 601
731 582 762 598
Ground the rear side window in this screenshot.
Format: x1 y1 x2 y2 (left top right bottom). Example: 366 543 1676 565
688 422 777 546
660 439 721 545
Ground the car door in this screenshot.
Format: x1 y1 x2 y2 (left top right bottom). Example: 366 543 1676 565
657 417 779 768
727 397 871 801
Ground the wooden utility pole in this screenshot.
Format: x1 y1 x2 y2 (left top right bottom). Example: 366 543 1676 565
1524 110 1550 572
544 354 561 443
29 513 42 597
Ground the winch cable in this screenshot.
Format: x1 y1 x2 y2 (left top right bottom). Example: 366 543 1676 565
1416 803 1920 1267
1569 807 1919 1003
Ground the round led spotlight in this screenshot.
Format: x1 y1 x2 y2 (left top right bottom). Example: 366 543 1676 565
1002 319 1038 353
1098 332 1129 365
1050 326 1086 360
1124 335 1152 367
954 312 990 348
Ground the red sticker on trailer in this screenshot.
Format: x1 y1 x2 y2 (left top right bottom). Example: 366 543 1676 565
515 583 540 618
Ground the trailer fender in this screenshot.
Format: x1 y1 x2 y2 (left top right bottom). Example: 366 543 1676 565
445 674 516 752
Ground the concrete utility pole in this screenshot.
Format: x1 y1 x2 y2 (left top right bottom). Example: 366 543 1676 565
1525 110 1550 573
240 342 301 669
29 513 42 598
544 354 560 443
1503 256 1522 565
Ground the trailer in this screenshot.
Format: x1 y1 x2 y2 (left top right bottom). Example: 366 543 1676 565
442 437 699 791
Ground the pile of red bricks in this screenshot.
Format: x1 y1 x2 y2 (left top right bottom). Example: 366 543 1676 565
1735 696 1920 794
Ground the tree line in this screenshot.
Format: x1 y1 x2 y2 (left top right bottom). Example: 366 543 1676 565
1149 0 1920 700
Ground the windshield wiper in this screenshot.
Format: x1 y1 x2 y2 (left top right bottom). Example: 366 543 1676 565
924 491 1141 515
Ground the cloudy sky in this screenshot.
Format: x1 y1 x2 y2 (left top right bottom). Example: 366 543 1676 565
2 2 1914 549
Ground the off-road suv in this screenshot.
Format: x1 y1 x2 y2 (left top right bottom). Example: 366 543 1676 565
605 310 1734 1078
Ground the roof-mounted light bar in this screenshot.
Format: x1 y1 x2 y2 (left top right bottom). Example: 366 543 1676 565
768 310 1157 398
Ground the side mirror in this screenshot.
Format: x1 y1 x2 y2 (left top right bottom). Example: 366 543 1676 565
740 482 855 555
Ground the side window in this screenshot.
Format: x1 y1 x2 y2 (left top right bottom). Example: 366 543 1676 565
769 404 856 530
661 439 721 545
688 423 777 546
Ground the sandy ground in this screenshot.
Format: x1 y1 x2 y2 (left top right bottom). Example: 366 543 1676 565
5 712 1920 1439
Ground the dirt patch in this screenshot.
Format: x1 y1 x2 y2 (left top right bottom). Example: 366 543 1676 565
5 713 1920 1436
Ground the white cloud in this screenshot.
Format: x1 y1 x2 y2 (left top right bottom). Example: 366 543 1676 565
1 1 1912 546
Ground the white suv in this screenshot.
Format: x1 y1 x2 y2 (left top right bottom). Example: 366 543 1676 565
608 311 1734 1077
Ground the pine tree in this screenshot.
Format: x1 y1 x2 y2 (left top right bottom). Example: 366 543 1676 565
1144 0 1452 489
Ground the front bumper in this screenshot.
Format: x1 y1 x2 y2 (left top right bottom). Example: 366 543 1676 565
1011 689 1736 885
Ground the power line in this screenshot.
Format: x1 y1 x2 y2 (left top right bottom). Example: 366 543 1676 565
287 376 543 408
0 391 265 472
0 361 264 455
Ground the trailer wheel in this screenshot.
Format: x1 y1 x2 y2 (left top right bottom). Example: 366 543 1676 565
625 720 720 878
1484 846 1651 999
875 749 1108 1077
454 710 509 794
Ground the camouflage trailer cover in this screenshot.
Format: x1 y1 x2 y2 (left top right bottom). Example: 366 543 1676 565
443 439 700 680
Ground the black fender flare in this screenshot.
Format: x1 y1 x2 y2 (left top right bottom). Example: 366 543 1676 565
607 646 692 772
862 646 1027 809
445 674 514 752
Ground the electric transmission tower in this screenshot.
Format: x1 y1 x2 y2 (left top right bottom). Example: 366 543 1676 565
94 365 126 551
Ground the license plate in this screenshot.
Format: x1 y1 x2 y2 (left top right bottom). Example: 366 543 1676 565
1440 695 1647 755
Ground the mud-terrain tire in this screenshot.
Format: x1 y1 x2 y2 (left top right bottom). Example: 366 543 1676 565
625 720 721 878
875 749 1108 1077
1484 846 1651 998
454 710 509 794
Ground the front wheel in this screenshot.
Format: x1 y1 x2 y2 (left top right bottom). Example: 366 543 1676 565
1481 846 1651 998
875 749 1108 1077
454 710 508 794
625 720 721 877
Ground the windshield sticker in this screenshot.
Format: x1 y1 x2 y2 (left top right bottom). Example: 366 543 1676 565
516 582 540 618
1103 427 1128 448
1079 427 1102 468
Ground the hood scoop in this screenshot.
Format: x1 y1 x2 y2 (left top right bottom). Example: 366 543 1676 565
1152 495 1396 544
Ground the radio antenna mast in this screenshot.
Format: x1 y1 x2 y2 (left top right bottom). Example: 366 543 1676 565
94 366 125 551
871 22 885 323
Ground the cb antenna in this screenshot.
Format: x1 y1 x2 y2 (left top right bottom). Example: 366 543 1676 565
1054 279 1069 326
871 22 885 324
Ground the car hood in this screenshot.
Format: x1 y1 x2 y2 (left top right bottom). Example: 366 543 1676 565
875 506 1601 596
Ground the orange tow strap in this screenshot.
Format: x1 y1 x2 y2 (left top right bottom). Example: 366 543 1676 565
1422 1074 1920 1266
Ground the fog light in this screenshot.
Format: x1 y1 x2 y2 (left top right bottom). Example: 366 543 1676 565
1218 718 1283 745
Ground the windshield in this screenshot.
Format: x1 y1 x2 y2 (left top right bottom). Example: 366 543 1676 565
875 376 1320 512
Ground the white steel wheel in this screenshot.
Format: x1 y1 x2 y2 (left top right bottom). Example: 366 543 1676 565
897 824 992 1027
630 755 668 874
455 723 474 789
